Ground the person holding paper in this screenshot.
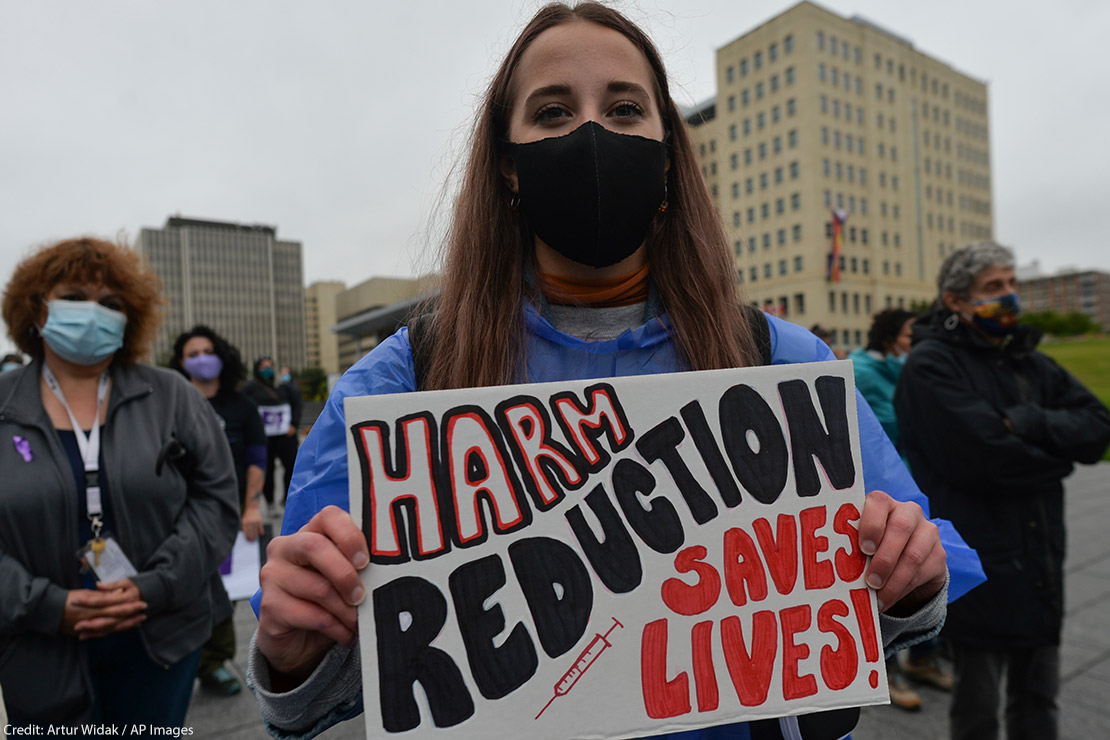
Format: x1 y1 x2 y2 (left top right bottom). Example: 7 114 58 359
243 355 302 510
248 5 984 738
171 324 268 697
0 237 240 725
895 241 1110 740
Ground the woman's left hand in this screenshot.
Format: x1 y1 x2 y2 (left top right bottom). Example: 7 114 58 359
73 579 147 639
859 490 946 615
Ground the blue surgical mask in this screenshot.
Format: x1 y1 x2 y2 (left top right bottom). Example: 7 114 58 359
1 362 21 373
41 300 127 365
279 372 292 384
258 366 275 381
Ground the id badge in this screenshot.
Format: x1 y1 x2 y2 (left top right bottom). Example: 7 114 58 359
79 537 139 583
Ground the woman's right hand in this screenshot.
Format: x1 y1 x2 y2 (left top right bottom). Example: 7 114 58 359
257 505 370 688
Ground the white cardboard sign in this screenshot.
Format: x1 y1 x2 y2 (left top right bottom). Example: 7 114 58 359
346 361 887 740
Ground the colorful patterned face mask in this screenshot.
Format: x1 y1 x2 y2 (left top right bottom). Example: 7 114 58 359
970 292 1021 336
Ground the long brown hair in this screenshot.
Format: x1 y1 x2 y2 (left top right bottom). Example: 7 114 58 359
423 2 756 390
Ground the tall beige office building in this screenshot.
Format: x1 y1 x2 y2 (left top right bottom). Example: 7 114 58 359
686 1 992 349
139 216 306 369
305 280 346 375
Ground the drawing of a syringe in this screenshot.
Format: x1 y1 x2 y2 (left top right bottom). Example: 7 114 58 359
534 617 624 720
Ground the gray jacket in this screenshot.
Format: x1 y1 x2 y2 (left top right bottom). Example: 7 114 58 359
0 358 239 721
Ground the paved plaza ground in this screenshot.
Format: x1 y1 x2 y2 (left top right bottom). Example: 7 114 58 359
187 462 1110 739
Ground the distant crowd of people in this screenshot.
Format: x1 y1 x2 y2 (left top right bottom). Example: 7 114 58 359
2 3 1109 740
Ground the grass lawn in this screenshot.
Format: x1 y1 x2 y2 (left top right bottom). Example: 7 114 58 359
1040 335 1110 460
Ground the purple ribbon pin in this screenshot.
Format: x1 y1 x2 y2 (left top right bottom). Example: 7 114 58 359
13 436 32 462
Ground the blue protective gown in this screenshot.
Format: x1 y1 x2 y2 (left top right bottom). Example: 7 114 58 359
253 305 985 740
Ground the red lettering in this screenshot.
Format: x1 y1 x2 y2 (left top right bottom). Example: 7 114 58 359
833 503 865 582
817 599 858 690
692 621 719 712
723 527 769 607
720 611 778 706
356 417 444 559
800 506 835 590
641 619 691 719
447 412 524 543
850 588 880 664
661 546 722 616
752 515 799 595
501 401 583 506
780 604 817 700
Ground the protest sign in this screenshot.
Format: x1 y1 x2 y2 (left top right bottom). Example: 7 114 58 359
220 531 262 601
346 361 887 740
259 402 293 437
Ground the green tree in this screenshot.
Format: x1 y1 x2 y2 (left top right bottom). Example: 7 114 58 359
296 367 328 401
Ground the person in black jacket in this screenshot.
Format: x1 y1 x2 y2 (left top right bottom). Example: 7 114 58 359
242 356 302 508
894 241 1110 740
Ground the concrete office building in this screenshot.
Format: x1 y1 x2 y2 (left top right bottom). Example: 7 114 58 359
139 216 306 369
333 276 433 372
1019 268 1110 331
686 1 993 349
305 280 346 375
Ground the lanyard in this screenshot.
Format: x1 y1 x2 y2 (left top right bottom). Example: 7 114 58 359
42 365 110 537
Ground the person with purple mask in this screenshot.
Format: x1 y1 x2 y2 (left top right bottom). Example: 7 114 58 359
171 325 267 697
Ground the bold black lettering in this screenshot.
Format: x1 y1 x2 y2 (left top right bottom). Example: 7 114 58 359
496 395 587 512
636 417 719 525
374 576 474 731
778 377 855 496
441 405 532 548
352 412 447 565
612 458 685 554
680 400 744 508
449 554 538 700
565 483 644 594
718 384 789 504
509 537 593 659
550 383 635 474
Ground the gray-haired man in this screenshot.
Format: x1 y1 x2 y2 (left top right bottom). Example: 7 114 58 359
894 241 1110 740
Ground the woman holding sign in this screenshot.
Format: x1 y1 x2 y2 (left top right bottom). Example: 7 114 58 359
0 237 240 725
250 4 982 738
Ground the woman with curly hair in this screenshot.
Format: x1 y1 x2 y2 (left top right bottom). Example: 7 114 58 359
0 237 239 726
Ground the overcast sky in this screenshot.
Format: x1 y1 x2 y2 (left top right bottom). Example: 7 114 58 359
2 0 1108 354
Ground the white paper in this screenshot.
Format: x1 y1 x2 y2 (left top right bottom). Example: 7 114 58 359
220 531 262 601
346 361 887 740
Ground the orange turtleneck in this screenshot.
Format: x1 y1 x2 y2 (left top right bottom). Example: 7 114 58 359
539 262 650 308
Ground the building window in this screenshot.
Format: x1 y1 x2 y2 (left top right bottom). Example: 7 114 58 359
793 256 803 272
817 31 825 50
785 66 795 85
741 89 750 106
771 75 780 92
787 98 796 116
729 124 737 141
740 58 748 77
789 161 799 179
775 198 784 215
822 127 829 145
793 224 802 242
764 263 772 278
750 266 758 282
788 129 798 148
754 51 763 69
743 119 751 135
731 181 739 198
756 82 765 100
785 34 794 54
818 63 826 82
823 158 830 176
744 149 752 165
763 233 772 249
772 105 781 123
730 153 738 170
733 211 741 227
779 258 787 274
760 172 768 189
757 112 766 129
761 202 769 218
773 136 782 154
726 66 735 84
774 167 783 184
769 43 778 62
758 142 767 159
791 192 801 210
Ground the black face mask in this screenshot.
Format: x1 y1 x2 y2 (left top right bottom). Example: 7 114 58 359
504 121 667 268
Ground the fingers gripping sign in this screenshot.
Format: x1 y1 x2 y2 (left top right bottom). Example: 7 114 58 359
258 505 371 683
858 490 947 614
